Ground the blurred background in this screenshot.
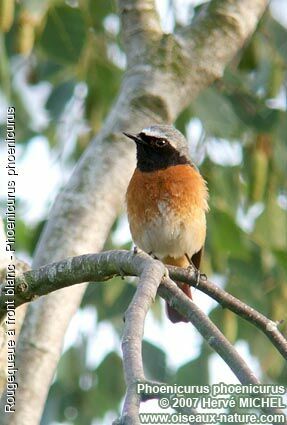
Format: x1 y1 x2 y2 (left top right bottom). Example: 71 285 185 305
0 0 286 424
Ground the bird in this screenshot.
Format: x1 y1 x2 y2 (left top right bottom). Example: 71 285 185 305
124 125 209 323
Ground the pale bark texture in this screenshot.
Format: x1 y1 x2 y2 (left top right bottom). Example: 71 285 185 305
0 0 268 424
1 250 287 360
0 221 27 394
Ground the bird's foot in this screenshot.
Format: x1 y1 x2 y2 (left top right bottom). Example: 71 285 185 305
118 267 125 280
188 268 207 286
200 273 207 281
133 245 142 255
148 251 159 260
194 267 201 286
185 254 201 286
163 267 169 279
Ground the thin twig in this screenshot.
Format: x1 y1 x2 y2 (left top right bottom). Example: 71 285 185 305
159 278 286 423
1 250 286 361
1 250 286 424
120 257 166 424
169 266 287 360
161 278 260 385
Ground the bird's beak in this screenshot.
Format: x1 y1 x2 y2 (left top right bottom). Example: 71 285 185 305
123 132 145 144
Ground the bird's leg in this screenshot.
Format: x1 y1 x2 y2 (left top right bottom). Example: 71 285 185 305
117 267 125 280
200 273 207 281
149 252 169 278
148 251 159 260
185 254 201 286
133 245 143 255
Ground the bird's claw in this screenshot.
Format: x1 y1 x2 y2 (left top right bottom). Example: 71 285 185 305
133 246 140 255
195 269 200 287
148 251 159 260
200 273 207 282
187 264 201 286
119 267 125 280
163 267 169 279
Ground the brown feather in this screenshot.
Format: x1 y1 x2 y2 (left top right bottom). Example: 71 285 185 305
163 256 192 323
191 248 203 270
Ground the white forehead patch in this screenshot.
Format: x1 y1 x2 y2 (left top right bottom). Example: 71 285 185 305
141 127 162 138
141 127 177 148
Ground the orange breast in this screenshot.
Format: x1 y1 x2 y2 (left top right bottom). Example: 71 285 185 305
126 165 208 222
126 164 208 258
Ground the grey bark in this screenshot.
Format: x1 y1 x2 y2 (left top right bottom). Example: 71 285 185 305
0 0 268 424
1 250 286 360
1 249 285 424
0 221 27 394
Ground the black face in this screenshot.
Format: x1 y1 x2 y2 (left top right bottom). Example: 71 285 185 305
132 132 190 172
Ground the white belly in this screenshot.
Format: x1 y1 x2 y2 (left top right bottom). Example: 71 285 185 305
133 202 206 260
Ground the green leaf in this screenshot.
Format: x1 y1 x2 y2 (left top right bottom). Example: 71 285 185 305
203 162 242 216
227 92 279 132
227 249 268 312
30 60 63 83
192 88 242 138
221 309 238 343
40 5 87 64
264 14 287 62
84 36 123 129
142 340 168 382
208 208 248 260
89 352 125 418
174 352 209 387
274 112 287 180
46 80 76 119
57 345 86 391
82 280 136 323
253 196 287 250
273 250 287 274
15 218 33 254
87 0 115 33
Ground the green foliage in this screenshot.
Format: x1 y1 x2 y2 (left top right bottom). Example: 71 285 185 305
208 208 249 262
92 351 125 418
253 194 287 249
42 347 125 424
143 340 168 382
46 80 76 120
82 278 136 323
192 88 243 138
0 0 287 423
174 350 210 387
40 5 87 64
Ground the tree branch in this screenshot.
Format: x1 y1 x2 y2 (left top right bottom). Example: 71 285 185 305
120 254 165 424
169 266 287 361
0 218 29 392
1 250 286 360
118 0 162 65
1 250 286 424
158 279 286 424
159 278 258 385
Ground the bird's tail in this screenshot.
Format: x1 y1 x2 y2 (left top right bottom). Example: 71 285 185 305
163 256 192 323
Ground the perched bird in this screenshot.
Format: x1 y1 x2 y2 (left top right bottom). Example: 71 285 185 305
124 125 209 323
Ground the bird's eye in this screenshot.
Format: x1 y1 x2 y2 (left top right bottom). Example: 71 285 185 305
155 139 167 148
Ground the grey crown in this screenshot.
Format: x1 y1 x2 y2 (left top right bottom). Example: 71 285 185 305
140 125 190 159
